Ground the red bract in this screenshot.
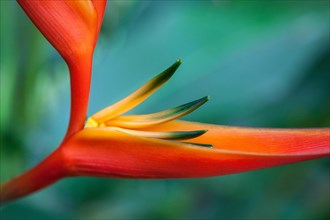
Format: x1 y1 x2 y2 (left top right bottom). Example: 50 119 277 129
0 0 329 205
17 0 105 63
63 124 329 179
17 0 106 137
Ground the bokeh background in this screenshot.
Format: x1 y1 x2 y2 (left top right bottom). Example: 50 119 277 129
1 1 329 219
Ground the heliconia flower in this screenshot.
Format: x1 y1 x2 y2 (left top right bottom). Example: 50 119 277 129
1 61 329 204
17 0 107 136
1 1 329 205
61 61 330 178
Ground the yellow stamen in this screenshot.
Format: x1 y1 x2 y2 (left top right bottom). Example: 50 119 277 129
104 96 209 129
98 127 207 140
91 60 181 123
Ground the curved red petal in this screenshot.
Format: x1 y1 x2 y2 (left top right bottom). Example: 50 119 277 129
17 0 97 64
17 1 107 137
62 125 330 179
91 0 107 37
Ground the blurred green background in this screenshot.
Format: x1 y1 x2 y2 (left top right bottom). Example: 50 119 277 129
1 1 329 219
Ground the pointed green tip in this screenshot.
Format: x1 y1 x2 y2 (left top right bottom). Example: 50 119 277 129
166 59 181 73
198 96 210 104
166 129 208 140
170 59 182 71
197 143 213 148
150 60 182 88
162 59 182 78
183 142 214 148
176 58 182 64
201 130 208 135
190 96 209 106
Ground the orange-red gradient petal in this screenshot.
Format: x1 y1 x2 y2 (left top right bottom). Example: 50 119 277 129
17 0 100 63
91 0 107 36
17 0 107 137
62 125 330 178
143 121 330 155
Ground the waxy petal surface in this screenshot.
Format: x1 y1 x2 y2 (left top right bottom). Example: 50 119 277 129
62 124 330 178
17 0 107 137
91 0 107 35
143 121 330 155
17 0 106 63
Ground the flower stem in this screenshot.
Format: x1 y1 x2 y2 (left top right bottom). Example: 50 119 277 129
65 54 93 138
0 46 93 205
0 148 66 205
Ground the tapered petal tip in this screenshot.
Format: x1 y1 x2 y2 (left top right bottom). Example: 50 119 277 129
183 142 214 148
204 95 211 102
192 96 210 104
168 129 208 140
159 59 182 81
